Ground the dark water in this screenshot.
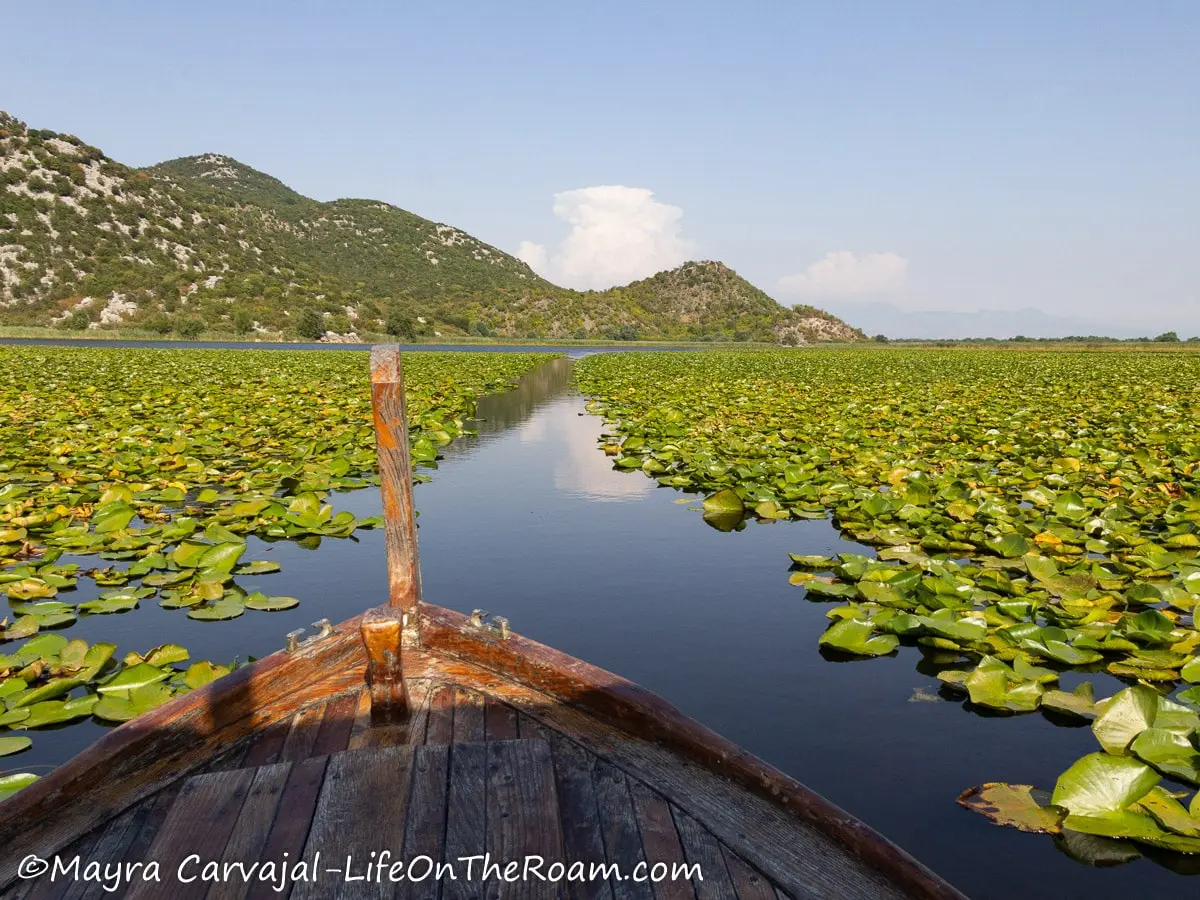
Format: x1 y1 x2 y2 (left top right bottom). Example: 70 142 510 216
9 358 1190 900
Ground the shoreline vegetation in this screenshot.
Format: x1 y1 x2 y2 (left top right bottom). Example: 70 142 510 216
2 324 1199 352
0 347 557 793
574 349 1200 864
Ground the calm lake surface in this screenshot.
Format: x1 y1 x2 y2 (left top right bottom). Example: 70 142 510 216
12 355 1191 900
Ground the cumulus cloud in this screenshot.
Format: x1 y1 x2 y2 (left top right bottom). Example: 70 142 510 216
779 251 909 296
518 186 695 290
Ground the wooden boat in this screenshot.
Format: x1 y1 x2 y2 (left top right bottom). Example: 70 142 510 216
0 347 968 900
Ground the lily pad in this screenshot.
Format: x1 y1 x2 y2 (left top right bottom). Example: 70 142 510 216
186 600 246 621
242 593 299 611
958 783 1065 833
1051 753 1160 814
0 736 31 757
818 618 899 657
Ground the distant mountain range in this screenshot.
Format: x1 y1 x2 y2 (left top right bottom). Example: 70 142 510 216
821 301 1182 341
0 110 861 344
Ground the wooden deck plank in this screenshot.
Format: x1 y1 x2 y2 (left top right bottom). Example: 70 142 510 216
244 756 328 900
240 718 292 768
0 627 368 890
485 698 519 741
204 763 291 900
356 678 434 748
452 670 911 900
403 679 435 744
672 809 735 900
125 768 256 900
6 822 106 900
486 739 563 900
516 711 552 743
719 849 777 900
346 687 375 750
56 800 156 900
278 701 326 763
395 744 450 900
425 684 456 745
443 742 488 900
198 739 252 774
593 759 654 900
629 782 696 900
118 786 181 870
310 691 360 757
546 732 613 900
453 688 486 744
292 746 415 900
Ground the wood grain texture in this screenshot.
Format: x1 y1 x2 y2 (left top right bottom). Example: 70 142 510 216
245 756 328 900
419 606 966 900
346 688 375 750
0 624 364 890
515 712 552 744
293 746 415 900
424 662 917 900
672 809 735 900
719 849 778 900
546 732 613 900
14 821 106 900
485 698 520 741
53 804 144 900
240 719 292 768
118 787 181 878
402 679 435 745
593 759 654 900
2 599 967 900
395 744 450 900
629 782 696 900
310 691 360 757
278 701 327 763
444 742 488 900
425 684 456 745
353 679 433 749
204 763 292 900
370 344 422 635
485 739 563 900
362 606 409 723
125 768 256 900
453 688 486 744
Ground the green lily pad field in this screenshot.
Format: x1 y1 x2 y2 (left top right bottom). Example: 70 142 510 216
575 347 1200 859
0 346 554 790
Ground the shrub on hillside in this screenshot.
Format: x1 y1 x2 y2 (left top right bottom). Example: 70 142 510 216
385 309 416 340
175 318 204 339
295 309 324 341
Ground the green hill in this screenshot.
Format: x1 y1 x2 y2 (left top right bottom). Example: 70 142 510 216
0 111 862 343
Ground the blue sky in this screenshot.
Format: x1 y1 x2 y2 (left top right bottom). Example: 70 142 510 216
4 2 1197 335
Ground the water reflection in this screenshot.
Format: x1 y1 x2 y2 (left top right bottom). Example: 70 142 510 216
8 355 1185 900
520 411 655 503
463 357 575 436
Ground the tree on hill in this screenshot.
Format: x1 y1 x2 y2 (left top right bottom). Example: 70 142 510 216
175 318 204 339
295 309 324 340
385 309 416 340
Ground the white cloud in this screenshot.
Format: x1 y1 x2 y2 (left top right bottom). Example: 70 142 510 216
780 251 909 296
515 240 547 274
518 186 695 290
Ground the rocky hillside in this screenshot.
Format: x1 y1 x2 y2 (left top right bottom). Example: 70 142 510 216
596 261 862 344
0 111 861 343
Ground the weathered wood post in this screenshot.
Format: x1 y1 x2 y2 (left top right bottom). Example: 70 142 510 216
360 344 422 722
